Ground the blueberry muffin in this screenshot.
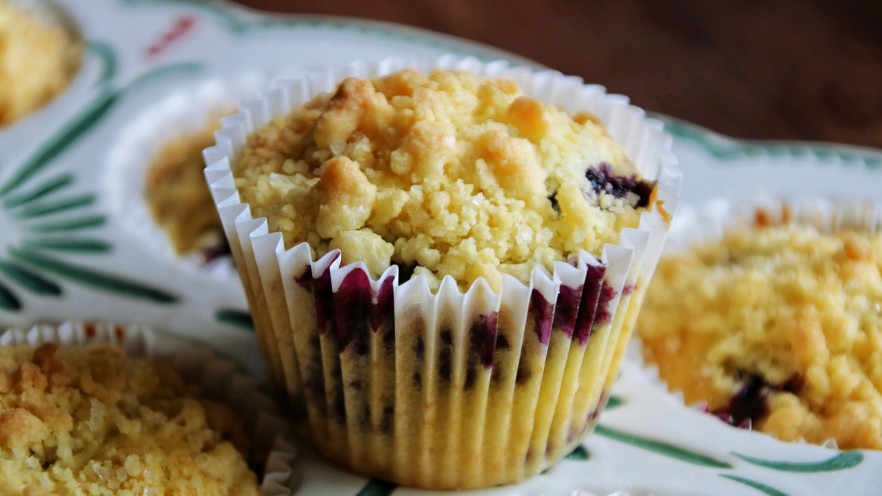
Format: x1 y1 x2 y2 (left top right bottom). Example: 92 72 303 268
208 60 679 489
145 125 230 264
638 211 882 449
0 0 81 127
0 343 260 495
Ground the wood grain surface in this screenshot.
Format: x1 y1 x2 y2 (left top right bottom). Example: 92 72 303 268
232 0 882 150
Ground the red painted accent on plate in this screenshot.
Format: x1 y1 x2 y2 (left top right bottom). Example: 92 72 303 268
144 15 197 59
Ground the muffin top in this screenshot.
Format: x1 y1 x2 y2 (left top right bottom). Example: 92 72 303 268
0 0 81 126
0 343 260 496
146 125 230 262
234 68 654 290
638 219 882 449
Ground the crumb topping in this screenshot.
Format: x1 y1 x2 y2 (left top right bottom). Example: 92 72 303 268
0 344 259 495
146 125 229 260
234 69 653 289
638 223 882 449
0 1 81 126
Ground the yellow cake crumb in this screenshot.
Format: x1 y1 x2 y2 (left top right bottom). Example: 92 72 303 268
0 0 81 126
0 344 260 495
145 125 228 257
234 69 653 289
638 223 882 449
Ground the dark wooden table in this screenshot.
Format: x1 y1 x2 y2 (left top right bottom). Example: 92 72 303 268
233 0 882 150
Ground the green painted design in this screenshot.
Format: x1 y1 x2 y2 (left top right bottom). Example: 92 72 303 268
594 425 732 469
2 175 74 209
0 92 118 197
656 114 882 168
0 260 62 296
215 309 254 331
126 62 203 92
355 480 397 496
606 395 623 410
8 248 177 304
27 215 106 233
0 281 22 311
564 444 590 461
0 41 114 198
732 451 863 473
13 194 96 219
87 41 119 85
121 0 501 60
719 475 790 496
22 238 111 253
0 62 201 198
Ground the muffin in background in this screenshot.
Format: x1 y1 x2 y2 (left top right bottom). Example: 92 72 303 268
0 343 260 495
206 57 680 489
0 0 81 127
638 200 882 450
146 124 230 264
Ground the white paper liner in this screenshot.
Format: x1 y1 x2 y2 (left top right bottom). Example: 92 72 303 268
633 196 882 448
205 55 682 489
0 321 299 495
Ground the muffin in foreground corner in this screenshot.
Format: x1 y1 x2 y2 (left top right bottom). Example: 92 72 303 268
0 343 260 495
638 200 882 450
0 0 81 127
206 56 681 489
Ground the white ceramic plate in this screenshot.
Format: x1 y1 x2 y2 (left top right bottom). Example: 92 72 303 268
0 1 880 495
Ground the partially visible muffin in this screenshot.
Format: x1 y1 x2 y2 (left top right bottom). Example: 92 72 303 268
145 125 230 263
0 343 260 495
0 0 81 127
638 215 882 449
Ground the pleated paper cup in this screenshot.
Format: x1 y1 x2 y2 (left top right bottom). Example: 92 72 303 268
0 322 298 495
205 55 682 489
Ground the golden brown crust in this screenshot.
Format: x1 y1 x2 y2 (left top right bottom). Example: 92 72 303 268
145 126 227 256
235 69 650 289
0 1 81 126
0 344 259 495
638 223 882 449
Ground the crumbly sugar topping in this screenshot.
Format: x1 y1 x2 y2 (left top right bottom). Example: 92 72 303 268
0 344 259 495
234 69 653 290
0 1 81 126
146 125 228 258
638 222 882 449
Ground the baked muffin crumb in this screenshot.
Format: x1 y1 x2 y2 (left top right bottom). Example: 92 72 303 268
0 343 259 495
234 69 655 289
145 125 230 262
638 222 882 449
0 0 81 126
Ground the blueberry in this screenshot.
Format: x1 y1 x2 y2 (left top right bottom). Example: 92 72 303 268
585 162 654 208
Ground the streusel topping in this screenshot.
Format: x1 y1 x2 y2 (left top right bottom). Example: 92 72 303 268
0 1 81 126
235 69 653 289
0 344 259 495
638 221 882 449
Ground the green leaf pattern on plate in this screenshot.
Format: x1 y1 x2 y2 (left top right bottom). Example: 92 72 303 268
732 451 864 472
215 309 255 332
594 424 733 469
121 0 496 59
8 248 177 304
0 48 201 310
355 480 397 496
719 475 791 496
656 115 882 168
